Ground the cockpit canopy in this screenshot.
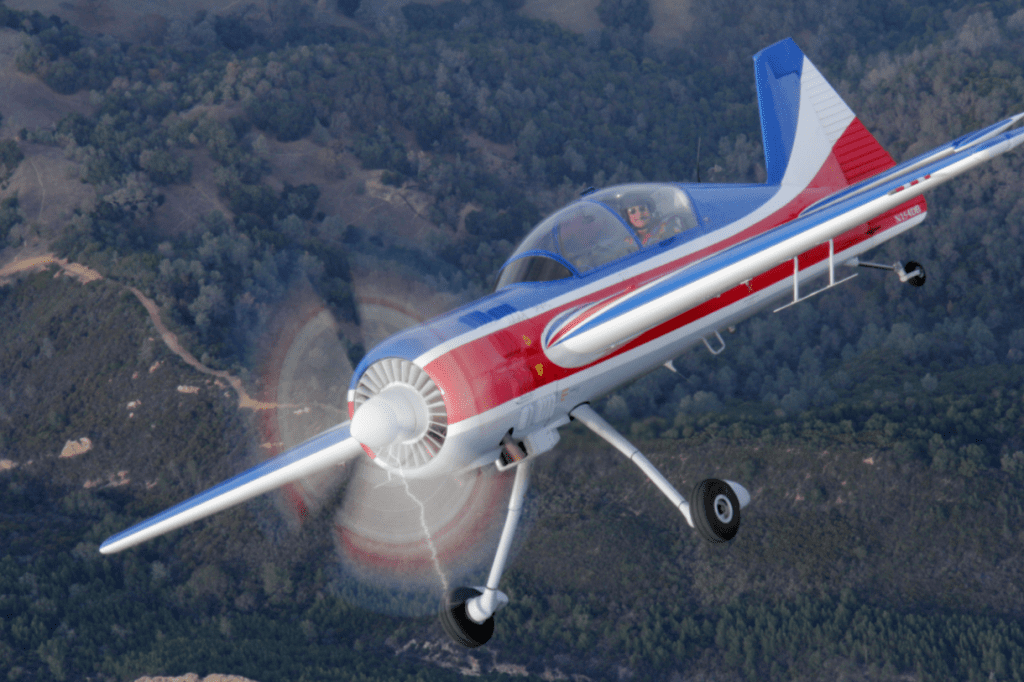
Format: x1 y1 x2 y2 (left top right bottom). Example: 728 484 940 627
496 184 700 289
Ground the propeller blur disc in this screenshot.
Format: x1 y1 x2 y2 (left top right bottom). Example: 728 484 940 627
254 272 517 616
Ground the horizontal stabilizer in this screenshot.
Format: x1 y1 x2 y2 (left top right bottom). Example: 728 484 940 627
100 421 362 554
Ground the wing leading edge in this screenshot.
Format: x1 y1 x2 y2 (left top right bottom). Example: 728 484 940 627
100 421 362 554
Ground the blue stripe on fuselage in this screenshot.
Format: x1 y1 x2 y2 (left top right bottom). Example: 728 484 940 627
686 184 778 229
555 131 1023 347
348 182 782 389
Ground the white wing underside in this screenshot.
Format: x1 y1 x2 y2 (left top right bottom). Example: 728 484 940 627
100 421 363 554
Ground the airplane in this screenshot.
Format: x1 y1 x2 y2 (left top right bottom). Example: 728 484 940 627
99 37 1024 648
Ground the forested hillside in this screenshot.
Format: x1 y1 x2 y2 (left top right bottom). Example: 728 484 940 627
3 0 1024 679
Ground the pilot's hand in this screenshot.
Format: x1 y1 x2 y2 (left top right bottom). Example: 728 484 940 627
664 215 685 235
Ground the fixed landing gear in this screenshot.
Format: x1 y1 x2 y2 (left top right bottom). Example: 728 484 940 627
439 459 529 648
439 406 752 648
691 478 741 542
440 587 494 648
570 404 750 539
901 261 926 287
852 258 926 287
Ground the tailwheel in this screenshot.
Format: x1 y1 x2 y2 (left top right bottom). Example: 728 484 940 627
440 587 494 648
690 478 741 543
903 261 926 287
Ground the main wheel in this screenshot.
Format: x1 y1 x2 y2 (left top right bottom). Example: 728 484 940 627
439 587 494 648
904 261 926 287
690 478 741 543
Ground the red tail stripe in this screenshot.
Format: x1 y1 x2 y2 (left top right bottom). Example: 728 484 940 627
832 118 896 184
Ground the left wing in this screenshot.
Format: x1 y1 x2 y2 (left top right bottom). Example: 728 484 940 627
100 421 362 554
546 115 1024 359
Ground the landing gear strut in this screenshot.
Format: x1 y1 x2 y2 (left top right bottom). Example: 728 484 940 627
570 404 750 539
439 459 530 648
439 405 751 647
852 258 926 287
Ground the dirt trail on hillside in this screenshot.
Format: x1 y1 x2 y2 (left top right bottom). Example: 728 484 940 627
0 253 102 283
0 251 275 410
125 286 277 410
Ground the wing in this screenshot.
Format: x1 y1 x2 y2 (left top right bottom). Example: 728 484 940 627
546 115 1024 359
100 421 363 554
543 39 1024 362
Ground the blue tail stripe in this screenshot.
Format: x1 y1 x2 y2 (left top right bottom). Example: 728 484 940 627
754 38 805 185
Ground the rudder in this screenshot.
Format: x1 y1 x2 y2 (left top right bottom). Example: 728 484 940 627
752 38 925 221
754 38 894 189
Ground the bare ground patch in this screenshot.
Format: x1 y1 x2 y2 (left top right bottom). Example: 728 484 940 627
518 0 696 46
4 0 266 42
152 149 235 237
0 142 94 279
464 131 520 184
0 29 95 139
6 0 366 46
151 103 243 235
519 0 602 35
151 95 445 246
648 0 697 46
257 135 445 245
1 143 95 234
0 28 96 259
156 136 445 245
0 252 102 286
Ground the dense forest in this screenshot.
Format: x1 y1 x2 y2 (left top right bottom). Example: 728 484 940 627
3 0 1024 679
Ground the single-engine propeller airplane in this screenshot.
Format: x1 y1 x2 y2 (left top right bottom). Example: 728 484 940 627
101 38 1024 647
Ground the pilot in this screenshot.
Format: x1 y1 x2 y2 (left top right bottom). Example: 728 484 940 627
623 195 684 246
623 197 661 246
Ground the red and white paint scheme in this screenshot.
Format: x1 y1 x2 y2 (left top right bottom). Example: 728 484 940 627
101 38 1024 648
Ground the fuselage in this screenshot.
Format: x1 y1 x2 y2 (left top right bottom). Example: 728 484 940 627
348 178 928 479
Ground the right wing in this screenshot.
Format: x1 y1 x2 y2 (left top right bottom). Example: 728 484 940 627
100 421 363 554
543 38 1023 364
544 114 1024 361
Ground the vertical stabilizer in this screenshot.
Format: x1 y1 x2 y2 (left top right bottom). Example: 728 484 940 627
752 38 925 219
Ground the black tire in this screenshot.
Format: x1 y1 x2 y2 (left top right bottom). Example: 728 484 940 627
904 261 926 287
439 587 494 648
690 478 741 543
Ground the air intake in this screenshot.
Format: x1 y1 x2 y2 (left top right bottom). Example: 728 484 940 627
351 358 447 470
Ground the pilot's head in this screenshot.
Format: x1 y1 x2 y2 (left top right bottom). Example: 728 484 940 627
624 199 653 232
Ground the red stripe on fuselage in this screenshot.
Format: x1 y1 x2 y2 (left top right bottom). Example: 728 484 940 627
427 121 925 424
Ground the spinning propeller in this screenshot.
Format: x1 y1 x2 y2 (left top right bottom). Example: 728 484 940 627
253 269 515 616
